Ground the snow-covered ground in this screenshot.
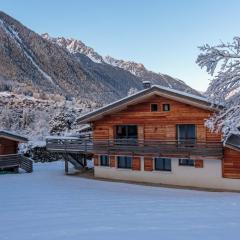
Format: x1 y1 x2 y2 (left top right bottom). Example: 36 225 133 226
1 162 240 240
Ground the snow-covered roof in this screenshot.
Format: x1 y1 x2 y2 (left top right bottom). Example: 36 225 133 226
152 85 209 102
226 134 240 151
78 124 91 132
46 136 80 140
77 85 218 124
0 130 28 142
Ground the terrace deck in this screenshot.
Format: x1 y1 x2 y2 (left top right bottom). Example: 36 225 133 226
46 138 223 159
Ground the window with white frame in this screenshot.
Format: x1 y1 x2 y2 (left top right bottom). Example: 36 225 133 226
100 155 109 167
179 158 194 166
163 103 170 112
151 103 158 112
117 156 132 169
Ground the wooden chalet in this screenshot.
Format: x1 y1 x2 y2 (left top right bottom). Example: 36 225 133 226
0 130 33 173
46 83 240 191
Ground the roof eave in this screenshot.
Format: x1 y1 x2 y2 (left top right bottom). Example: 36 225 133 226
225 144 240 152
0 135 28 143
0 131 28 143
77 86 217 124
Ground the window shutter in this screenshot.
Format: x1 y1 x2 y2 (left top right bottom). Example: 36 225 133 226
195 160 204 168
94 155 99 166
132 156 141 171
144 157 153 171
110 155 116 167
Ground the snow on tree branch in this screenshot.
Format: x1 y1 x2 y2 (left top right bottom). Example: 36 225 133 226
128 87 138 96
196 37 240 142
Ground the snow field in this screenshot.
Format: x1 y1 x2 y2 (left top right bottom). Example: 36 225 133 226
1 162 240 240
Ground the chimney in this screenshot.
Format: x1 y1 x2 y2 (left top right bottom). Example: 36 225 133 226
143 81 151 89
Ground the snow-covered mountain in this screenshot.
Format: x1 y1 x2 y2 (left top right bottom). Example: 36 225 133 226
0 10 201 108
42 33 105 64
0 11 141 104
42 34 200 95
0 10 202 141
104 56 146 76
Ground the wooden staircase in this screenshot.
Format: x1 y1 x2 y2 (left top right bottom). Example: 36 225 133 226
20 156 33 173
63 153 86 174
68 154 84 170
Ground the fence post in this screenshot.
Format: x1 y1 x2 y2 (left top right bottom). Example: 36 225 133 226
85 139 87 152
65 159 68 174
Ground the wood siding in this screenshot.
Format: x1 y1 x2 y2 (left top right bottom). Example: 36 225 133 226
93 126 109 140
92 95 221 144
223 147 240 179
0 138 18 155
206 129 221 142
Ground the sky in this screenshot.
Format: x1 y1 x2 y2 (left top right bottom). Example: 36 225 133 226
1 0 240 91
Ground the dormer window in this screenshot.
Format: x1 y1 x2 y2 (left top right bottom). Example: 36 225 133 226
163 104 170 112
151 104 158 112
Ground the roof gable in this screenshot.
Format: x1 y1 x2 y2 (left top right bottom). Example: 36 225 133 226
77 85 217 124
0 130 28 143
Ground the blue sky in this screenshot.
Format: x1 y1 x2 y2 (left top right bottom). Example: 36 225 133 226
1 0 239 91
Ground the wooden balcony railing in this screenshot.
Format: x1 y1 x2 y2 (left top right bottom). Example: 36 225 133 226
46 137 93 153
0 154 20 168
46 137 223 158
0 154 33 172
94 139 223 158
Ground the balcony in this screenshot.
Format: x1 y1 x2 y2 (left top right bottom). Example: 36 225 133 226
94 139 223 158
46 137 223 159
46 137 93 154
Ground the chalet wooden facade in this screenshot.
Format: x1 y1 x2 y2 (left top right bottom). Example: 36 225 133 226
0 131 33 173
47 84 240 191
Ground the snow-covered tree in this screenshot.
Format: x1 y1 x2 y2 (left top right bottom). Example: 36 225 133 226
0 107 49 140
49 108 77 135
128 87 138 96
196 37 240 142
0 107 19 130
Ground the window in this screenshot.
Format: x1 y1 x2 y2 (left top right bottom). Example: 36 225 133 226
163 104 170 111
179 159 195 166
151 104 158 112
115 125 138 139
115 125 138 145
117 156 132 169
154 158 171 171
100 155 109 167
177 124 196 145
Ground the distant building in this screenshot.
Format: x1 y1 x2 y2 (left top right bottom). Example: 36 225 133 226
0 130 32 173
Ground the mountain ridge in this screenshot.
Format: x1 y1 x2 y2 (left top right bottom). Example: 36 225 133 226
0 10 201 107
42 33 200 96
